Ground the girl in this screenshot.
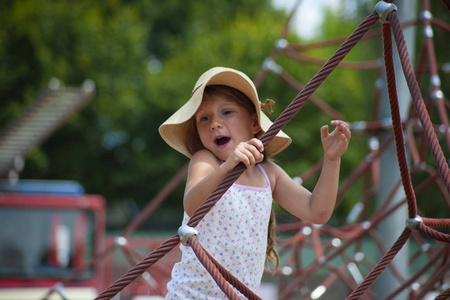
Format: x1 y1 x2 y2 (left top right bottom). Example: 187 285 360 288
159 67 351 299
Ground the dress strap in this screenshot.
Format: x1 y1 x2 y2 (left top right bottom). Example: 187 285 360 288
256 164 271 189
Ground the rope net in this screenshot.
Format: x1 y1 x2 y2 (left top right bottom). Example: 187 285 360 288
43 1 450 299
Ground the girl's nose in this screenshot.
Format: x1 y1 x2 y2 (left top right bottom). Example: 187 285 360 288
211 118 222 130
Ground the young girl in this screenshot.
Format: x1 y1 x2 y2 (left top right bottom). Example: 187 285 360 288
159 67 351 299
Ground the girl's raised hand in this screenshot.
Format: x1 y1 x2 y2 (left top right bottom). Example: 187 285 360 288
320 120 351 161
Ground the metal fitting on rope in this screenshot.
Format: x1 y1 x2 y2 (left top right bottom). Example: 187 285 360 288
369 137 379 151
424 25 434 38
275 39 288 50
318 256 326 265
405 215 423 231
354 252 364 262
262 57 283 74
361 221 371 230
411 282 421 291
431 90 444 101
302 226 312 235
430 75 441 88
281 266 293 275
350 121 367 132
177 224 199 246
420 10 433 21
374 1 397 24
115 236 128 246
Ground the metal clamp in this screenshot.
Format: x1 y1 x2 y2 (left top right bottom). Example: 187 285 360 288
405 215 423 231
178 224 199 246
374 1 397 24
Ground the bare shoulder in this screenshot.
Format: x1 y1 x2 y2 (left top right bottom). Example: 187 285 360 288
192 149 219 162
260 160 289 189
190 149 221 170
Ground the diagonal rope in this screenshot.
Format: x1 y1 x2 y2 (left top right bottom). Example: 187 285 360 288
189 235 262 300
346 228 412 300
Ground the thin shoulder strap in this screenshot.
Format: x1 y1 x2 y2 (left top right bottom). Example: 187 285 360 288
256 164 271 188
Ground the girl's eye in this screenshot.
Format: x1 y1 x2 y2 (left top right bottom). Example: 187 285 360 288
199 116 209 122
223 110 233 115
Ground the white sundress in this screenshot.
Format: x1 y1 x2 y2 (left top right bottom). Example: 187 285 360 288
165 164 273 299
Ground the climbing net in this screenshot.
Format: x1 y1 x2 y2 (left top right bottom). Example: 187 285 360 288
42 1 449 299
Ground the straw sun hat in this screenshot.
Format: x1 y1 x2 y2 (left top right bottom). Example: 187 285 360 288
159 67 291 158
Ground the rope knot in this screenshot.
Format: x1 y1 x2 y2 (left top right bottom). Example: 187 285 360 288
261 99 276 114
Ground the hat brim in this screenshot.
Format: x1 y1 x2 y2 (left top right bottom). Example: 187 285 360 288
159 67 291 158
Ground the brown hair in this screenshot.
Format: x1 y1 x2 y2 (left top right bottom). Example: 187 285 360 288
266 207 279 272
189 84 280 271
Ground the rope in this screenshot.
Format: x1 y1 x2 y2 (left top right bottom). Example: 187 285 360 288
346 228 412 300
94 235 180 299
382 245 448 300
413 257 450 300
381 22 417 219
388 12 450 192
188 236 242 300
189 235 262 300
417 222 450 243
435 288 450 300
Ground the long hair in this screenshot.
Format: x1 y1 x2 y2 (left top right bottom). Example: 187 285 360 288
190 84 280 271
266 206 279 272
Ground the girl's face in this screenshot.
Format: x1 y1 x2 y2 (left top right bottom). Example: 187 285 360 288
195 93 260 161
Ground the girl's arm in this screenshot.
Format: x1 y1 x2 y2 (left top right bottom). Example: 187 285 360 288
184 139 264 216
271 120 351 224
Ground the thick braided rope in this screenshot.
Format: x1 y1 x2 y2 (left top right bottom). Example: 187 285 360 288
346 228 412 300
413 257 450 299
188 235 261 300
189 236 241 300
417 222 450 243
259 13 379 151
423 217 450 228
435 288 450 300
95 235 180 299
345 15 450 299
95 12 379 300
381 22 417 218
383 245 447 299
199 242 262 300
388 12 450 192
277 198 407 300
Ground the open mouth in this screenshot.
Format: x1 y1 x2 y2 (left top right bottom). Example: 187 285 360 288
214 136 230 146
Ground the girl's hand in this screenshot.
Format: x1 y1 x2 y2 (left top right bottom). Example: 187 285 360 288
320 120 351 161
223 138 264 171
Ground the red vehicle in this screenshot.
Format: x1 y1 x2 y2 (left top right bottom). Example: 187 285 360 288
0 180 106 300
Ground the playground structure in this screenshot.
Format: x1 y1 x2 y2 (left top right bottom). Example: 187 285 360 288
1 0 448 299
